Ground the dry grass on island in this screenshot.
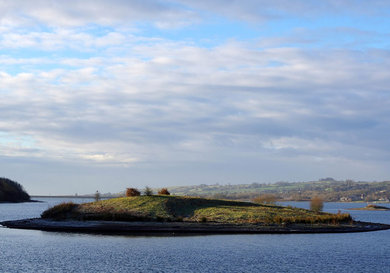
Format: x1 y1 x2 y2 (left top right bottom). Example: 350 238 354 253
41 195 352 225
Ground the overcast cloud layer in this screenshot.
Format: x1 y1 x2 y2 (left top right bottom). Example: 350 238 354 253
1 1 390 194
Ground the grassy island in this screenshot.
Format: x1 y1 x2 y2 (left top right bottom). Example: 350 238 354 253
3 195 390 235
0 177 30 203
42 195 351 225
349 204 390 211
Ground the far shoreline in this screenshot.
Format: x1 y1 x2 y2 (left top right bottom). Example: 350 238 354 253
30 196 390 204
0 199 42 204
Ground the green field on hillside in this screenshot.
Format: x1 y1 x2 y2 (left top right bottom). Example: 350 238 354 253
166 179 390 202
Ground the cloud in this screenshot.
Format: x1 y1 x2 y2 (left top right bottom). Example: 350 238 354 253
2 0 390 30
1 40 390 172
258 27 390 50
177 0 390 22
1 1 390 193
0 0 197 27
0 28 129 50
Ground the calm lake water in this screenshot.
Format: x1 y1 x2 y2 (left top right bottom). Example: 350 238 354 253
1 198 389 273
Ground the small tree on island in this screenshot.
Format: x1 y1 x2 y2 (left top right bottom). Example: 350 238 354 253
94 190 101 202
158 188 170 195
144 186 153 196
310 196 324 212
126 188 140 197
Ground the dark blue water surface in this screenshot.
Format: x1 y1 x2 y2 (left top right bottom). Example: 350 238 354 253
1 199 389 273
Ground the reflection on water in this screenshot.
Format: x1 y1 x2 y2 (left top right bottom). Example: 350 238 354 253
1 198 389 273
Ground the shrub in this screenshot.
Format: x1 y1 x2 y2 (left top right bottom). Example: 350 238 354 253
252 194 277 204
158 188 170 195
144 186 153 196
126 188 140 197
310 196 324 212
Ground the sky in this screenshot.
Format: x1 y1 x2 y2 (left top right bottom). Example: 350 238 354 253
1 0 390 195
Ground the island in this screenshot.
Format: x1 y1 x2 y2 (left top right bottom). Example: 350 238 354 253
0 177 30 203
2 195 390 234
349 204 390 211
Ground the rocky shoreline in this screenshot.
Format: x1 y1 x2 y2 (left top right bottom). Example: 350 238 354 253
2 218 390 235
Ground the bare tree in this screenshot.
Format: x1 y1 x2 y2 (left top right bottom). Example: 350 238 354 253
144 186 153 196
310 196 324 212
94 190 101 202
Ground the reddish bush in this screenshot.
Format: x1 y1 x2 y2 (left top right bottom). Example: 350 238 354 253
126 188 140 197
158 188 170 195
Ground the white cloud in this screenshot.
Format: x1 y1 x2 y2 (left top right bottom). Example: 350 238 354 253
1 1 390 193
0 28 130 51
0 0 389 32
0 0 197 27
2 42 390 170
178 0 390 22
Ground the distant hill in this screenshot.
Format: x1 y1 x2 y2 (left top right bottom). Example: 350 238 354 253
167 179 390 202
0 178 30 202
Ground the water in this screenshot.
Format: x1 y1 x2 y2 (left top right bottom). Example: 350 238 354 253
1 199 389 272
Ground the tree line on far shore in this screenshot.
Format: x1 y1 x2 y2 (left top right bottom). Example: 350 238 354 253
169 179 390 202
0 177 30 202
